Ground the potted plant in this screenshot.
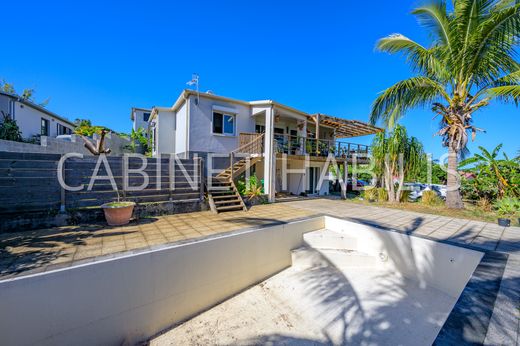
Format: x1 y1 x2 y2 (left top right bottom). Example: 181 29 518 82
101 200 136 226
494 197 520 227
101 186 136 226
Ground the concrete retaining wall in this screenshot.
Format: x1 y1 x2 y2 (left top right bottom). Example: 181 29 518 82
0 133 131 155
0 217 324 346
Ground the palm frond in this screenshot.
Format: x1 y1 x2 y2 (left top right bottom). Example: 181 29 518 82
376 34 447 79
412 1 454 50
370 77 450 126
486 85 520 104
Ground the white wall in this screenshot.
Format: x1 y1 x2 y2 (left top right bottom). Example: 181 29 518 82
323 217 484 298
132 109 151 133
174 102 187 155
156 110 175 154
0 217 324 346
13 101 73 139
188 96 255 154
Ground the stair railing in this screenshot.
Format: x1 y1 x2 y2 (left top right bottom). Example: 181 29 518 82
229 133 265 181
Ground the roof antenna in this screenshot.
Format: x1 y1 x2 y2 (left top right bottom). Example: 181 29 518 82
186 73 200 105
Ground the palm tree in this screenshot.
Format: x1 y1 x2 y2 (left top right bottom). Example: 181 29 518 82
371 125 425 203
369 0 520 208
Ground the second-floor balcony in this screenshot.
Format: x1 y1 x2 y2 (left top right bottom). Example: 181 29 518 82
274 133 370 160
237 132 370 162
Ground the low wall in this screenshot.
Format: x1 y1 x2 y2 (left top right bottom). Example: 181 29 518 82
0 133 132 156
0 217 324 346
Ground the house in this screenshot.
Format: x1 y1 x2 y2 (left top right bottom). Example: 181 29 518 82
130 107 152 136
0 91 75 139
148 90 381 211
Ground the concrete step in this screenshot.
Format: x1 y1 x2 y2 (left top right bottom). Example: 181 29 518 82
303 229 358 250
291 247 379 269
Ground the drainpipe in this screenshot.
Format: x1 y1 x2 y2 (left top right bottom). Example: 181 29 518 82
185 94 190 159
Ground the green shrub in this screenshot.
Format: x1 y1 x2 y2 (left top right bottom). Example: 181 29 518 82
363 187 388 202
376 188 389 202
494 197 520 217
0 112 22 142
421 190 443 206
399 190 412 203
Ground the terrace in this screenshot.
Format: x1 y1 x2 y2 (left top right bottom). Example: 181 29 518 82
1 199 519 345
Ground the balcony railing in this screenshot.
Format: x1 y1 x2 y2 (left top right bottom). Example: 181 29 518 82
273 134 369 158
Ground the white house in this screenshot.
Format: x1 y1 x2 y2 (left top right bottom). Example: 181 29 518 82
0 91 75 139
130 107 152 136
148 90 381 212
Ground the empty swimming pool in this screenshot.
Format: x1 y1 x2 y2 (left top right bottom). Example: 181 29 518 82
151 217 484 345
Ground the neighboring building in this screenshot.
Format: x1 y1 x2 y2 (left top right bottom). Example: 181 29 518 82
0 91 75 139
130 107 152 136
149 89 382 207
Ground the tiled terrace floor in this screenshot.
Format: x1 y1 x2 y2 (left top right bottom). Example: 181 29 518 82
0 204 317 279
1 199 519 280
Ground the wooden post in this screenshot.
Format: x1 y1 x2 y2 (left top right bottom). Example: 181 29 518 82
60 154 66 212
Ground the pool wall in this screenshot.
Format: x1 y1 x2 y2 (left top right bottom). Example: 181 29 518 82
323 216 484 297
0 217 324 346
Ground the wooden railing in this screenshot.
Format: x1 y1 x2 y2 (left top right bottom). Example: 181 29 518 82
235 133 264 155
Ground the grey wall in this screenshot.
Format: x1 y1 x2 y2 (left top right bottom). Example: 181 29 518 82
0 133 132 156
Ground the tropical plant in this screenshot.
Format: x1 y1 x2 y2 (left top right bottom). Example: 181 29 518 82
129 127 150 155
494 197 520 216
370 0 520 209
460 144 520 198
371 125 426 203
0 111 22 142
0 80 49 107
421 190 444 206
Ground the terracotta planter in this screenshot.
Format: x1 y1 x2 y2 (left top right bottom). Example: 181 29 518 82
101 202 136 226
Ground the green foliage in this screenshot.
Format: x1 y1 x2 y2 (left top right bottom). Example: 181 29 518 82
370 1 520 207
371 125 425 202
400 190 412 203
460 144 520 200
421 190 443 206
237 175 263 200
411 160 447 184
494 197 520 217
130 127 150 155
0 112 22 142
363 187 388 202
74 118 111 137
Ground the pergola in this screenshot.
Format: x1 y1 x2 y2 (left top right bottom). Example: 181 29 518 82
311 113 383 138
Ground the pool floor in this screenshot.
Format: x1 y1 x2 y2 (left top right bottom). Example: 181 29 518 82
151 241 457 345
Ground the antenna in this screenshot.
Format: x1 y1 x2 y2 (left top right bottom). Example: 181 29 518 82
186 73 200 105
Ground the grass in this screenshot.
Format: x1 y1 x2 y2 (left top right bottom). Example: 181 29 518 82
345 194 519 226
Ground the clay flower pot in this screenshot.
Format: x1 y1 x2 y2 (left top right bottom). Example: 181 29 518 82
101 202 136 226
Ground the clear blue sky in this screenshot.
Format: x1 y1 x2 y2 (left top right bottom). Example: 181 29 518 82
1 0 518 159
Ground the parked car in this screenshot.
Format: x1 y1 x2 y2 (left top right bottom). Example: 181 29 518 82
403 183 426 201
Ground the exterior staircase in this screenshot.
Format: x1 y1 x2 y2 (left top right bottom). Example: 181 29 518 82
207 177 247 213
207 133 264 214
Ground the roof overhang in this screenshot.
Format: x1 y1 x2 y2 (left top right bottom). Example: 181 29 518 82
315 114 383 138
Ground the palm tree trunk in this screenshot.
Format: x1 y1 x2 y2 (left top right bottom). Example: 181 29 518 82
446 146 463 209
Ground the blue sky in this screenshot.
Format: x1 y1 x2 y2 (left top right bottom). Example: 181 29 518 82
1 0 518 159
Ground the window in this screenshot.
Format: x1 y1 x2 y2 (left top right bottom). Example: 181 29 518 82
143 112 151 122
57 123 72 135
255 125 265 133
41 118 49 136
212 112 235 136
